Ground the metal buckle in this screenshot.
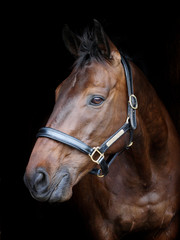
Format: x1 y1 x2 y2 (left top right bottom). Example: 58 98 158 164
89 147 104 164
129 94 138 110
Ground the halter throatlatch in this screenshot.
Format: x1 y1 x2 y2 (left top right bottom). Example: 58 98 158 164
36 55 138 177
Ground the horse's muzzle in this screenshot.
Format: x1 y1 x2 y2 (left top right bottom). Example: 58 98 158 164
24 167 72 202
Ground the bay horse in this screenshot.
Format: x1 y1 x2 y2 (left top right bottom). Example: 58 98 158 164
24 20 180 239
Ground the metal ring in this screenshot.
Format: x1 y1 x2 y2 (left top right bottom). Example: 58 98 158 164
129 94 138 110
127 141 133 148
97 169 104 178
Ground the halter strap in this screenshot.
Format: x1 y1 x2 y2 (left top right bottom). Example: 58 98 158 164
37 127 93 155
122 55 138 129
36 55 138 177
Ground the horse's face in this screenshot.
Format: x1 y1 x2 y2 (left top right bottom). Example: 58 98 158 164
24 21 128 202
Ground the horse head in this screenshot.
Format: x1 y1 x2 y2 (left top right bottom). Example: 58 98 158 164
24 20 131 202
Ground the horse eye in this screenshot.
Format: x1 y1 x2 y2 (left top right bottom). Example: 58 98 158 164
89 96 105 106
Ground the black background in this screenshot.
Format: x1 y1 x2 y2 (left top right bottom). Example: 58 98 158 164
3 4 180 240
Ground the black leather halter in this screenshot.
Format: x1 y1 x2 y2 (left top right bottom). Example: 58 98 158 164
37 56 138 177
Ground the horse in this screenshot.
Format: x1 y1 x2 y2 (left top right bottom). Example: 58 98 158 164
24 20 180 239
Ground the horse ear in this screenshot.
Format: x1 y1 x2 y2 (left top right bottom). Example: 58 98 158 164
62 25 81 57
93 19 111 58
93 19 121 66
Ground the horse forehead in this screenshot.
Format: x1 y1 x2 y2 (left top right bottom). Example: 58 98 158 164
77 62 115 88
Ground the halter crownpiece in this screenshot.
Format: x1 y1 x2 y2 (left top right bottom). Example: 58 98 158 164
36 55 138 177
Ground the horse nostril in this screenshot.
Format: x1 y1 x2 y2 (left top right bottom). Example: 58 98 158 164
33 168 49 193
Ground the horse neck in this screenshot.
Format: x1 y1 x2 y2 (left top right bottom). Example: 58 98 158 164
125 62 169 185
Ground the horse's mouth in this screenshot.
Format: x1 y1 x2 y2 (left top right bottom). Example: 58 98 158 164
48 172 72 203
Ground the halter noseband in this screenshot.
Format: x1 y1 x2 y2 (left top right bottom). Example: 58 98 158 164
36 56 138 177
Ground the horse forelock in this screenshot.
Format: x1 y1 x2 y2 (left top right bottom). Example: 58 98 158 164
74 27 110 69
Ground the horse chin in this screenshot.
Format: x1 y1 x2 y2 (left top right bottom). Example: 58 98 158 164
49 188 73 203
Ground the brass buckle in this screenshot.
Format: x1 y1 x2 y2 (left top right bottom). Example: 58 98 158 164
89 147 104 164
129 94 138 110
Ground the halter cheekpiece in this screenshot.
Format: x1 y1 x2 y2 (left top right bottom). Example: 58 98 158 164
36 55 138 177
